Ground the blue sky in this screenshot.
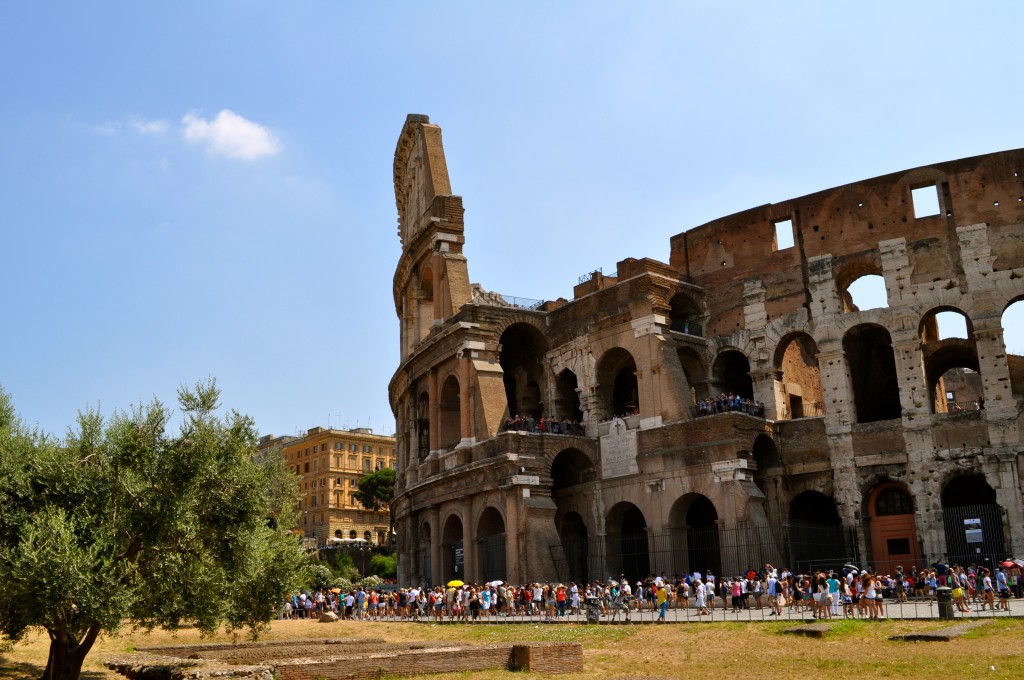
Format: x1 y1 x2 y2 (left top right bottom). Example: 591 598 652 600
2 1 1022 437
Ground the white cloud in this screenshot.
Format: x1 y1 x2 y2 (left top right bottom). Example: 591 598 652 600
181 109 281 161
96 116 169 136
130 117 169 135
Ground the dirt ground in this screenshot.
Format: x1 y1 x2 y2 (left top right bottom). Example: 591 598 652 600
3 618 1023 680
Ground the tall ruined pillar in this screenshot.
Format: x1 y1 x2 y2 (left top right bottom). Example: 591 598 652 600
457 353 474 447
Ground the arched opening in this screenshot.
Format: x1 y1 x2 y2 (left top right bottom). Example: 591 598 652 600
668 494 721 577
477 507 507 582
843 274 888 313
843 324 901 423
441 514 465 581
420 522 433 585
597 348 639 418
334 529 343 539
788 491 848 572
712 350 753 400
364 530 372 542
416 391 430 459
775 333 825 419
1001 299 1024 402
438 375 461 450
605 502 650 584
677 347 707 408
920 307 973 342
668 292 702 336
377 531 385 546
554 369 583 422
499 323 549 420
557 511 589 584
924 344 982 414
941 475 1006 568
752 434 781 478
866 482 920 572
551 448 594 492
349 529 357 539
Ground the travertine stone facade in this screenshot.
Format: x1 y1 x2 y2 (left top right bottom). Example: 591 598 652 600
389 114 1024 586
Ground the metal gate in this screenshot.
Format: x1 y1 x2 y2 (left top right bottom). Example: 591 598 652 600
942 503 1007 568
480 533 507 582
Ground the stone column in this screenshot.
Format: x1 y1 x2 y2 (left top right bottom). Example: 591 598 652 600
429 507 442 585
462 500 477 584
891 328 930 417
457 353 474 447
750 369 782 420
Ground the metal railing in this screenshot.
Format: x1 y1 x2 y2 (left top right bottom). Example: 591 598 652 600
501 295 545 310
941 400 983 414
578 268 602 285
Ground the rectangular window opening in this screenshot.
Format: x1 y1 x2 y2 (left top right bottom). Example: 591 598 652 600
911 185 941 218
773 219 794 251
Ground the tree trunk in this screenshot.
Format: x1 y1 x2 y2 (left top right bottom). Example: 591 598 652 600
42 624 99 680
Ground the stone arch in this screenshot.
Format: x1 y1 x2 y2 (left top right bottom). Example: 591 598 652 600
923 341 982 414
554 369 583 421
499 322 550 420
596 348 639 418
865 481 920 571
773 332 825 419
843 323 901 423
1000 297 1024 401
334 528 343 539
440 512 465 581
605 502 650 584
712 349 753 400
752 434 781 472
677 346 708 406
668 493 721 577
438 374 461 449
834 255 885 313
477 505 507 582
919 305 974 342
550 448 595 492
668 291 703 335
788 491 848 572
941 475 1006 568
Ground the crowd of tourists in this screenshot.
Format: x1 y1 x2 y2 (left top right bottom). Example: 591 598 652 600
502 414 585 435
695 393 765 418
283 561 1020 622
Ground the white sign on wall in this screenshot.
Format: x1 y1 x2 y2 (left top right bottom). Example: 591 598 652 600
601 417 638 479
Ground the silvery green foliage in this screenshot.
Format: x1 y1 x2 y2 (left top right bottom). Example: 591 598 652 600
0 380 304 680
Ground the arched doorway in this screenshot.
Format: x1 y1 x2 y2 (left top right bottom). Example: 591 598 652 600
775 333 825 419
788 491 849 572
867 483 920 572
555 369 583 422
668 292 702 335
597 348 639 418
941 475 1006 569
713 350 753 400
441 514 464 581
477 507 507 583
605 502 650 584
552 449 594 583
438 375 461 449
668 494 721 577
843 324 901 422
499 323 549 419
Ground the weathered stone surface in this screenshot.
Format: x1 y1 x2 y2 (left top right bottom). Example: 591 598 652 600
388 116 1024 586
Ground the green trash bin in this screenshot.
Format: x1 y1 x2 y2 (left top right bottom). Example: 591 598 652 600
936 586 954 620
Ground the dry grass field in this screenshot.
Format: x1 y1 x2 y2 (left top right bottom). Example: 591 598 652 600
3 618 1023 680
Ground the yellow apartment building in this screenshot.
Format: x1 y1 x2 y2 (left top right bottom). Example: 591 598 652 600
258 427 397 546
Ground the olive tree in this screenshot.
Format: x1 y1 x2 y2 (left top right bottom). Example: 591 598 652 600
0 380 304 680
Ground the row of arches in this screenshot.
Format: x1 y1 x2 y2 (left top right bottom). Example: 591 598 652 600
550 447 1008 583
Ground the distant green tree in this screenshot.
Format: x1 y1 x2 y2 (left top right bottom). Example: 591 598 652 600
353 467 396 546
368 554 397 579
0 380 304 680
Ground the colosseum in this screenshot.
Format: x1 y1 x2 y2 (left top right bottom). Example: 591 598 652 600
388 114 1024 586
